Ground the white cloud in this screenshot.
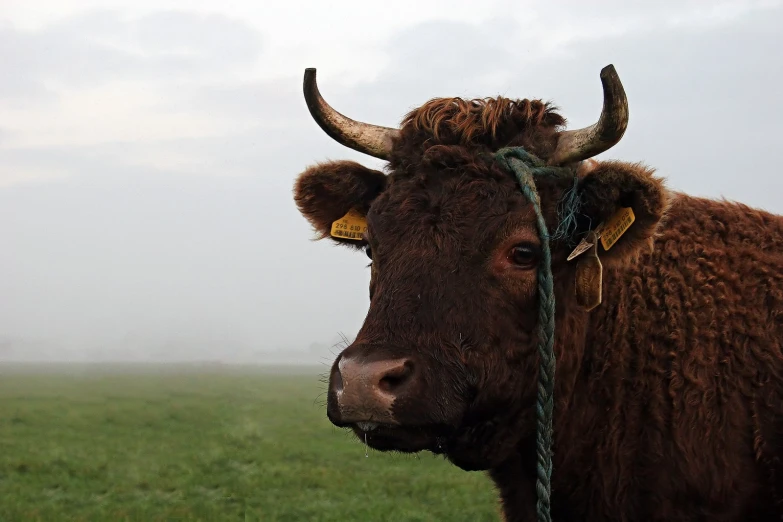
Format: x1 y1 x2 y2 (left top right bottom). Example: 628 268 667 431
3 1 778 157
0 164 69 189
2 81 259 148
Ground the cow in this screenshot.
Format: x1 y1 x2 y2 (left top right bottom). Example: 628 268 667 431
292 65 783 521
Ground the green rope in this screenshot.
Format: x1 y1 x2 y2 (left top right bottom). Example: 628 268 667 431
493 147 577 522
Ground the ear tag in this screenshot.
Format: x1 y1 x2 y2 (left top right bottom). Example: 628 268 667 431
567 219 605 261
574 230 603 312
567 236 596 261
330 209 367 241
566 206 635 260
599 207 635 251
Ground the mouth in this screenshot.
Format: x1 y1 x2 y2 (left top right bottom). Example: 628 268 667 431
356 421 380 432
349 421 449 453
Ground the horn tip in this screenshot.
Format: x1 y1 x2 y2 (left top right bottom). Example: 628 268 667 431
600 64 618 80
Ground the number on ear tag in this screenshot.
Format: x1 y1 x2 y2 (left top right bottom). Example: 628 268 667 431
330 209 367 241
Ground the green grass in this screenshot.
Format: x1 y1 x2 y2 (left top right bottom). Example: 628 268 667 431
0 364 500 521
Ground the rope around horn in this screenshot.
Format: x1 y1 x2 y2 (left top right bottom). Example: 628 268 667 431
493 147 579 522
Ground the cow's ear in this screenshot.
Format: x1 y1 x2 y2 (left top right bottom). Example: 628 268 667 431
573 160 670 267
294 160 387 249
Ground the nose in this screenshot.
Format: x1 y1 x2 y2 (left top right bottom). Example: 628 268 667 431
328 356 416 425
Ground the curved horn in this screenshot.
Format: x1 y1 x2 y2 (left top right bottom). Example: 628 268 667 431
548 64 629 166
303 68 399 160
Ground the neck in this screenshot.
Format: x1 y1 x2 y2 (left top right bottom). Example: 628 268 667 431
488 438 538 522
488 267 604 522
551 269 593 419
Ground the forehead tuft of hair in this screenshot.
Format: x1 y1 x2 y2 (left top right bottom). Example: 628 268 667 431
400 96 566 145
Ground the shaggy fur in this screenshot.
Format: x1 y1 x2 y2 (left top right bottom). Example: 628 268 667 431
293 96 783 521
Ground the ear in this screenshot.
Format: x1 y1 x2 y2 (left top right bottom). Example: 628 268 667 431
293 160 387 249
574 160 670 267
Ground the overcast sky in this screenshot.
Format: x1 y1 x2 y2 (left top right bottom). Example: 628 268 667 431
1 0 781 362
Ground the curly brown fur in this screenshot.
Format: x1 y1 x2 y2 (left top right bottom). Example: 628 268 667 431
403 96 565 143
539 193 783 521
389 97 566 178
293 93 783 521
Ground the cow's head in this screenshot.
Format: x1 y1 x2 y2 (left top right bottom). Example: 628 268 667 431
293 66 668 471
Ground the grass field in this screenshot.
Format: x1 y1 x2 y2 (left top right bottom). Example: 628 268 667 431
0 364 500 521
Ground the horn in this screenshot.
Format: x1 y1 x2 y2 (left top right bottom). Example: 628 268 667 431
548 64 629 166
303 68 399 160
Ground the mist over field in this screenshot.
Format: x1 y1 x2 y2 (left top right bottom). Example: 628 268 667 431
0 334 348 365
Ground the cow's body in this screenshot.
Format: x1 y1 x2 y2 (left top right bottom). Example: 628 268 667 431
293 66 783 521
493 192 783 521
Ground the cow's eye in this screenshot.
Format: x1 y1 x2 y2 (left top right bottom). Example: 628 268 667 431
508 243 539 268
365 245 373 260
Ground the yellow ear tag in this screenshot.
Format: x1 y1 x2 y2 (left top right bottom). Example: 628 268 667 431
330 209 367 241
599 207 635 251
567 207 636 261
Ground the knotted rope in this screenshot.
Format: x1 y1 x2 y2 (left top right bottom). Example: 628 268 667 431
493 147 580 522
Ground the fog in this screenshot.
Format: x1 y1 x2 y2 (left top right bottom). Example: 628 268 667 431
1 0 782 363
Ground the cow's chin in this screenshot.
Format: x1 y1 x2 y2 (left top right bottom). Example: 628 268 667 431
349 418 519 472
441 425 518 471
350 422 446 454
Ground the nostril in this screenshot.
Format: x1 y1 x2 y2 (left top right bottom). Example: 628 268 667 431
378 374 403 392
331 366 343 394
378 360 414 393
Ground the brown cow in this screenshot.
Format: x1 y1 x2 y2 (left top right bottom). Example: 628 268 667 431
292 65 783 521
